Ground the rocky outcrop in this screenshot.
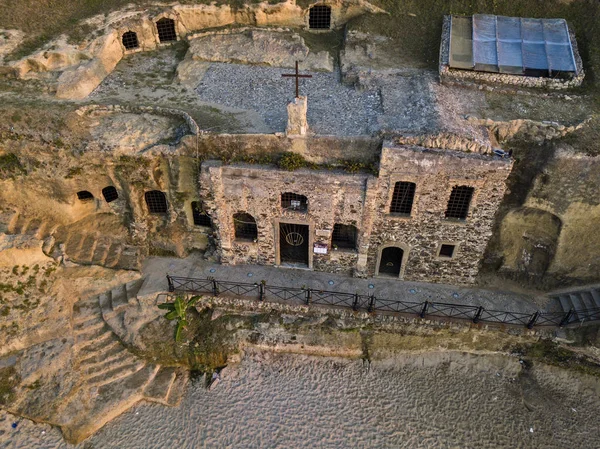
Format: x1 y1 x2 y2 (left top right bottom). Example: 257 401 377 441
56 30 124 100
467 115 592 144
187 29 333 71
1 280 189 444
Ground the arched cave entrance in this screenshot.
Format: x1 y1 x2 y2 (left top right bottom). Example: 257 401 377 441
309 5 332 29
156 18 177 43
122 31 139 50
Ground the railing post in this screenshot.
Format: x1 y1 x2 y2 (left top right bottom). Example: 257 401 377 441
527 311 540 329
352 293 359 311
306 288 312 305
211 279 219 296
368 295 376 313
560 309 574 327
167 275 174 292
473 306 483 324
420 301 429 319
259 283 265 301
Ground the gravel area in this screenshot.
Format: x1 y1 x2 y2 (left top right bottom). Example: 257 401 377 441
196 63 383 135
4 351 600 449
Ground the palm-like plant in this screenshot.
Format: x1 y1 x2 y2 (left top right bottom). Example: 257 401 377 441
158 295 201 342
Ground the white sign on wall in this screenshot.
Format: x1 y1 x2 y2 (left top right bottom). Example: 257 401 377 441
313 243 328 254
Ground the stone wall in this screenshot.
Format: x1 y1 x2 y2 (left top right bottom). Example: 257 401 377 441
199 141 513 284
199 161 370 274
364 143 513 284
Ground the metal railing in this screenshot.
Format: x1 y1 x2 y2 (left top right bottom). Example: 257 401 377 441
166 275 600 329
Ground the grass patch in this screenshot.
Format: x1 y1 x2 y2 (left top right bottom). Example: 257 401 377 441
513 339 600 378
0 153 26 178
0 366 19 406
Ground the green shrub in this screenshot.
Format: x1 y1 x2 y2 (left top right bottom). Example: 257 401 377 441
278 152 307 171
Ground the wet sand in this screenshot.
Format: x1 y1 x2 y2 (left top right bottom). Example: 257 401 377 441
2 351 599 449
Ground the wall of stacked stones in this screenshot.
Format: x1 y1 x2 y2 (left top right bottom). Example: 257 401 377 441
365 145 513 284
197 145 512 284
199 161 370 274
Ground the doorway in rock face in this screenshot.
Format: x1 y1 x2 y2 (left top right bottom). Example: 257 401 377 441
279 223 309 266
378 247 404 277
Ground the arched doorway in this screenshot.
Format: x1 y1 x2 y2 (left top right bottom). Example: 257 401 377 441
378 246 404 277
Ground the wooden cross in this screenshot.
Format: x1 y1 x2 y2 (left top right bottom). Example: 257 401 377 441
282 61 312 99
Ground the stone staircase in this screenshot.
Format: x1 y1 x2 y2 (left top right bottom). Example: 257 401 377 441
5 211 143 271
550 286 600 322
59 285 189 441
7 211 57 240
47 226 143 271
98 278 145 338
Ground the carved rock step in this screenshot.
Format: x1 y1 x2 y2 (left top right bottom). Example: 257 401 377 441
7 213 55 239
73 315 105 334
83 351 141 377
48 228 142 271
84 361 147 388
78 342 124 368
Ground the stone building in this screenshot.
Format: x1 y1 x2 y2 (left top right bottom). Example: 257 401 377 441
200 140 513 285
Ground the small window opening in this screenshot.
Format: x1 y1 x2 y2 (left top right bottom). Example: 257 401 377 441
77 190 94 202
233 212 258 241
281 192 308 212
309 5 331 29
156 18 177 43
102 186 119 203
332 224 358 250
122 31 139 50
445 186 474 220
145 190 168 214
390 182 416 215
192 201 211 227
439 244 456 258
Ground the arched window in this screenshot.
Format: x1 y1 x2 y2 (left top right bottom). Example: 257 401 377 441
445 185 474 220
102 186 119 203
309 5 331 29
233 212 257 241
145 190 168 214
77 190 94 202
332 224 358 250
156 18 177 43
281 192 308 212
122 31 139 50
192 201 211 227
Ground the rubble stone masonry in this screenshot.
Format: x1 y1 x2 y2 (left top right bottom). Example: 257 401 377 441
199 141 513 284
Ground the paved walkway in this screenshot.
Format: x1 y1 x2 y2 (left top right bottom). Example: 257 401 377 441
140 254 547 314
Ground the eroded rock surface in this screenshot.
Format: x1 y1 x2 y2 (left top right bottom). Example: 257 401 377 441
187 29 333 72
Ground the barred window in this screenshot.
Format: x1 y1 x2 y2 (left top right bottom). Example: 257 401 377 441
77 190 94 202
102 186 119 203
281 192 308 212
122 31 139 50
192 201 211 227
332 224 358 250
390 182 416 215
156 18 177 43
445 186 474 220
145 190 168 214
309 5 331 29
234 212 257 241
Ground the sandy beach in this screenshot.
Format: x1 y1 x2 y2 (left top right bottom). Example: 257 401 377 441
2 350 599 449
